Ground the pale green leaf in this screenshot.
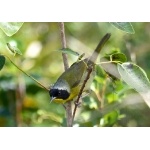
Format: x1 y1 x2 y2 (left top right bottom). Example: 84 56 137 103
59 48 79 56
110 22 135 34
0 22 24 36
117 62 150 107
0 55 5 70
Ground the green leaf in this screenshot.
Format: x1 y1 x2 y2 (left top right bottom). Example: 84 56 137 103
100 52 126 80
111 53 127 63
7 43 22 55
101 110 119 126
0 55 5 70
117 62 150 107
0 22 24 36
110 22 135 34
60 48 79 56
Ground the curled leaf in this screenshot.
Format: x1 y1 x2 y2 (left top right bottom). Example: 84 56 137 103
7 43 22 56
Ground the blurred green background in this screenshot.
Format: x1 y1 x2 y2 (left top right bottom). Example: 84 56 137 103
0 22 150 127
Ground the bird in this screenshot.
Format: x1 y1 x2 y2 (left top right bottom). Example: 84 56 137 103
49 33 111 104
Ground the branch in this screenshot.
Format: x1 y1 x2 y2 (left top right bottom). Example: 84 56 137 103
59 22 73 127
72 65 93 122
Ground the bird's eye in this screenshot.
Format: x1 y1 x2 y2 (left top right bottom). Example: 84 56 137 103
58 91 61 96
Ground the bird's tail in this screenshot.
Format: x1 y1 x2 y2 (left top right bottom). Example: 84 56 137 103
88 33 111 63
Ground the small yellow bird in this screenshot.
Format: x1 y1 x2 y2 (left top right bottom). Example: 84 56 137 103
49 33 111 103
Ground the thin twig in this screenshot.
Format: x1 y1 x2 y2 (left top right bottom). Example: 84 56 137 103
59 22 73 127
72 65 93 122
3 55 49 91
97 60 121 65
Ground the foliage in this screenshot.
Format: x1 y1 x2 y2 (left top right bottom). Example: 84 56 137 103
118 62 150 107
110 22 135 34
0 22 23 36
0 22 150 127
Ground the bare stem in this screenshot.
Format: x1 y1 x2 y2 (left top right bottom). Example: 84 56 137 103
98 60 121 65
59 22 69 70
15 74 25 126
59 22 73 127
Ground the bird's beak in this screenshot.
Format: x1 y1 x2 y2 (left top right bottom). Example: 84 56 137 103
50 97 56 103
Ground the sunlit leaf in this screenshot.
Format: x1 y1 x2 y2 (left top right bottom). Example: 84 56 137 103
118 62 150 107
0 55 5 70
0 22 24 36
6 43 22 55
100 110 119 126
110 22 135 34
